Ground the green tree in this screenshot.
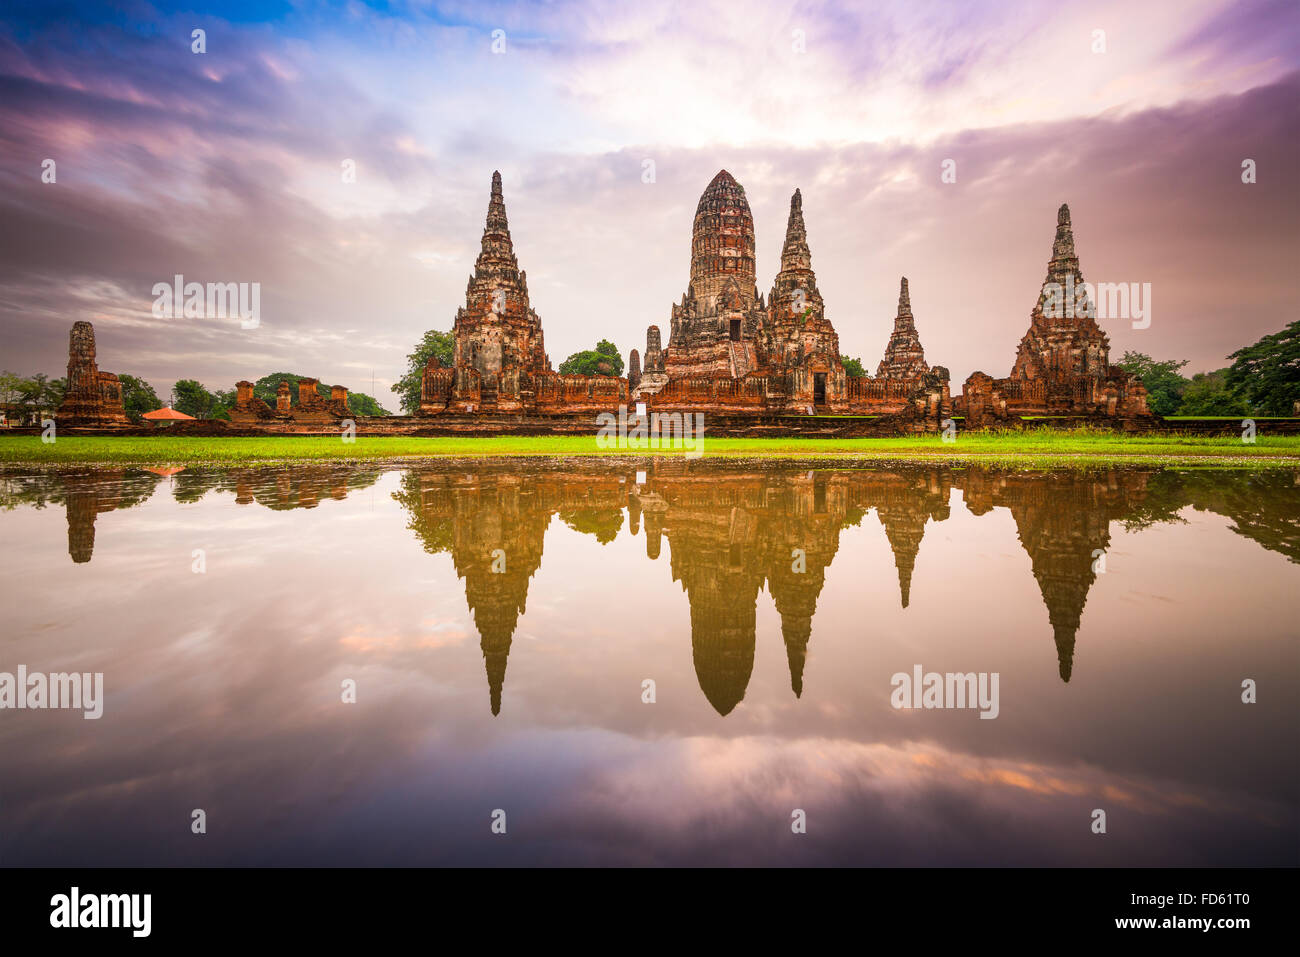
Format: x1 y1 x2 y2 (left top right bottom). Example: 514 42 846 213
23 373 64 411
173 379 218 419
1178 369 1249 416
1116 351 1189 416
561 508 624 543
342 392 389 416
253 372 307 406
2 373 65 425
0 371 29 406
44 376 67 408
559 339 623 376
1225 320 1300 416
210 387 236 421
841 356 867 378
391 330 455 414
117 375 162 423
1 372 34 425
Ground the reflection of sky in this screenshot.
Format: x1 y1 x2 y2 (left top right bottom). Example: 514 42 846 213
0 468 1295 865
1 1 1298 396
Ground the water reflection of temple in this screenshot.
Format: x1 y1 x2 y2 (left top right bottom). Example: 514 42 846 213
634 470 864 712
11 463 1297 712
964 470 1150 681
398 474 551 714
395 472 629 714
6 467 380 563
394 465 1296 712
56 472 158 563
396 467 956 714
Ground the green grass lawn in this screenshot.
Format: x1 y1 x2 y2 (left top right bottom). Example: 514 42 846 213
2 432 1298 468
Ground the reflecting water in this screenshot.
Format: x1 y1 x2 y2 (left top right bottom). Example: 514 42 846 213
0 464 1296 865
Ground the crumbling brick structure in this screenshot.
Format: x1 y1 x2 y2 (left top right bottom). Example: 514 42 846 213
228 378 352 425
635 171 948 424
55 321 129 426
419 171 628 415
955 204 1151 427
631 325 670 399
877 278 930 380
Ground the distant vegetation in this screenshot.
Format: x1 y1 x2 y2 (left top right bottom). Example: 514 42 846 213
118 375 162 422
0 372 65 424
1117 320 1299 417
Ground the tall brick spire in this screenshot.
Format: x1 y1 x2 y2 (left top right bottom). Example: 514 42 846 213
779 188 812 274
475 170 519 278
1033 202 1089 317
627 348 641 391
667 170 765 379
689 169 757 302
452 171 551 383
1048 203 1079 282
768 187 825 325
55 321 128 426
896 277 914 329
1012 201 1110 380
876 277 930 379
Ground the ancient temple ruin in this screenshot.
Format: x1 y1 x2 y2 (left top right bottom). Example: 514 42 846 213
635 171 950 423
420 171 627 416
877 278 930 380
55 321 129 427
956 204 1151 425
633 325 669 398
52 174 1164 437
228 377 353 426
661 170 766 380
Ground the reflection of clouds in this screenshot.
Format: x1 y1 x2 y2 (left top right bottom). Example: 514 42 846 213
592 738 1187 815
525 734 1295 865
340 623 472 653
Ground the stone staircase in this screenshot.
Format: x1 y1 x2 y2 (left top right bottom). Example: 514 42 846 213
728 341 748 378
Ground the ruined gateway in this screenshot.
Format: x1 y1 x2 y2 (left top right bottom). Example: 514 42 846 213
60 170 1150 433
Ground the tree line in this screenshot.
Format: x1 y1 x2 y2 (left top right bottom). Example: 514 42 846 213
1116 320 1299 416
0 371 390 424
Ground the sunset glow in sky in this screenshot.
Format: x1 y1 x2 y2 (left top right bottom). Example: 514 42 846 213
2 0 1297 400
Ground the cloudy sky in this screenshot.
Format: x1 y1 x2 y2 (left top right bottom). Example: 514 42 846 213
1 0 1297 405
